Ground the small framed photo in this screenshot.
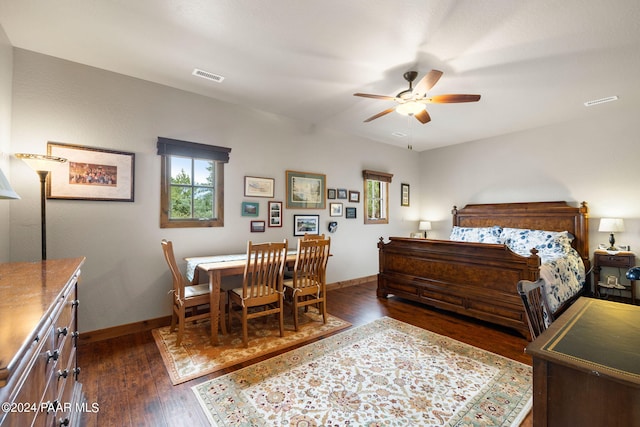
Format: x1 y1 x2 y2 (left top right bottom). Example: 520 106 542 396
348 190 360 203
607 275 618 286
330 202 343 217
251 220 266 232
337 188 348 199
293 214 319 236
401 183 410 207
268 201 282 227
244 176 274 198
241 201 259 216
345 207 357 219
327 188 337 199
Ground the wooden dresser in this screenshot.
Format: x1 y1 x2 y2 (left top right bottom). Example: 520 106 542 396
0 257 85 427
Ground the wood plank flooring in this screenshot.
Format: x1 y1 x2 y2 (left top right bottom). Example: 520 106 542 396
78 281 533 426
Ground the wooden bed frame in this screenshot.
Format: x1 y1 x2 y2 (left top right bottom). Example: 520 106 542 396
377 201 590 337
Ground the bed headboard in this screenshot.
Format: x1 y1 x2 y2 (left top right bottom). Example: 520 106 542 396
452 201 590 266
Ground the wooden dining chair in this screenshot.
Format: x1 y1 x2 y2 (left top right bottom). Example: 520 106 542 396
284 236 331 331
161 239 226 345
517 278 553 341
228 240 288 347
302 233 325 240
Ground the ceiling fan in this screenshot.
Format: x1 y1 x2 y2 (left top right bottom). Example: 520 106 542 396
353 70 481 124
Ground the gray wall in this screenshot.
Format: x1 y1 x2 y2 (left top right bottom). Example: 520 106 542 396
0 27 13 261
8 49 421 333
7 48 640 334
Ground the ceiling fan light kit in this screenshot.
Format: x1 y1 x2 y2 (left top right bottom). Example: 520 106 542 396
354 69 480 124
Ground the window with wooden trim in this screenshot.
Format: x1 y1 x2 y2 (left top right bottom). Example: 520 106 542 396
363 170 393 224
158 137 231 228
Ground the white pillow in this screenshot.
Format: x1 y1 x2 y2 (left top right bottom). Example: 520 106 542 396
450 226 503 244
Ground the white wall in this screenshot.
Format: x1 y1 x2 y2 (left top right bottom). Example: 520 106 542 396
0 26 13 262
9 49 422 333
418 107 640 292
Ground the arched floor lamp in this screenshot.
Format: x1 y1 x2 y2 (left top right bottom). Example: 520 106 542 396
15 153 67 260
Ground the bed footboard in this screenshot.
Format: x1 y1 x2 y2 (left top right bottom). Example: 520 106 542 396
377 237 540 336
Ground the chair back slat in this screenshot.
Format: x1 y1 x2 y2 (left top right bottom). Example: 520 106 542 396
243 240 288 299
517 278 553 340
293 238 330 290
161 239 187 300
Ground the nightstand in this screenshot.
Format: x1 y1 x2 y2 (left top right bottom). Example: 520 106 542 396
594 250 636 304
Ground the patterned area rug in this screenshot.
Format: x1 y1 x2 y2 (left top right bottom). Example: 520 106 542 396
192 317 532 426
152 308 350 385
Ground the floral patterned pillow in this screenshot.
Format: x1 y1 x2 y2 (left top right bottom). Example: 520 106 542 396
501 228 574 259
449 226 503 243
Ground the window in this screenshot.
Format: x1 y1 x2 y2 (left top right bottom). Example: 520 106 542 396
158 137 231 228
363 170 393 224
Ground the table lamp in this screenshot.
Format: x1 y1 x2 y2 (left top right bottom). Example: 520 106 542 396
419 220 432 238
598 218 624 251
15 153 67 260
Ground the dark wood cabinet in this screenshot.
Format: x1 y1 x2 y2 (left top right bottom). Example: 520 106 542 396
526 297 640 426
0 258 85 427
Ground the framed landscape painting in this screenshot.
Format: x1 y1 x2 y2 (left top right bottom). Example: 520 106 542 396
47 142 135 201
293 214 319 236
286 170 326 209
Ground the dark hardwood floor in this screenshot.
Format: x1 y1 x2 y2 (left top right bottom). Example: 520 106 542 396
78 281 533 426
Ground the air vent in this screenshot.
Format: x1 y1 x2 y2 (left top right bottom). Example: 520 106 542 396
584 96 618 107
192 68 225 83
392 132 407 138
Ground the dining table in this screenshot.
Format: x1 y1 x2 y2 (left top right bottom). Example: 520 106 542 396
185 250 298 344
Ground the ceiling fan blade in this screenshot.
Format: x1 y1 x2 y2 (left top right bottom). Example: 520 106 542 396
354 93 396 101
363 107 396 122
414 109 431 124
412 70 443 98
428 94 481 103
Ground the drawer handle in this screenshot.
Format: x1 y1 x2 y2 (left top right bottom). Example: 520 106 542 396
57 369 69 379
57 327 69 338
73 367 81 380
59 418 70 426
46 349 59 363
71 300 80 308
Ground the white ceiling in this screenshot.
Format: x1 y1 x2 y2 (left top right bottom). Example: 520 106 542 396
1 0 639 152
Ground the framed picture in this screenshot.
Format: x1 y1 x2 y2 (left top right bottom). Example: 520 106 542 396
410 232 424 239
241 201 259 216
244 176 274 198
327 188 336 199
47 142 135 201
251 220 266 232
337 188 348 199
330 202 343 217
345 207 357 219
286 170 326 209
349 190 360 203
268 201 283 227
401 183 410 207
293 214 319 236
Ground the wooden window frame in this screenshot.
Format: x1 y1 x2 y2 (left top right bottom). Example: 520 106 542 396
363 169 393 225
158 137 231 228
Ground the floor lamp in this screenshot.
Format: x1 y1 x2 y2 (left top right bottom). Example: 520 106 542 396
15 153 67 260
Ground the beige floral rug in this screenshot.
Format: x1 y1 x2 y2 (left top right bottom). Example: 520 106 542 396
192 317 532 426
152 307 350 385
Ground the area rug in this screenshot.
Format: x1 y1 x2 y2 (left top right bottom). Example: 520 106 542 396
192 316 532 426
153 307 350 385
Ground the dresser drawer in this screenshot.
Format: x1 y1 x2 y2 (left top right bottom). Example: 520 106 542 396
596 254 633 268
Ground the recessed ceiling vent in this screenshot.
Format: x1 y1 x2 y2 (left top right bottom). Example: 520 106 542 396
584 96 618 107
192 68 225 83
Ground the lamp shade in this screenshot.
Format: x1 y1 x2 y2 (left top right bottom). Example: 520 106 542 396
396 101 426 116
598 218 624 233
15 153 67 172
0 168 20 199
418 221 432 231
